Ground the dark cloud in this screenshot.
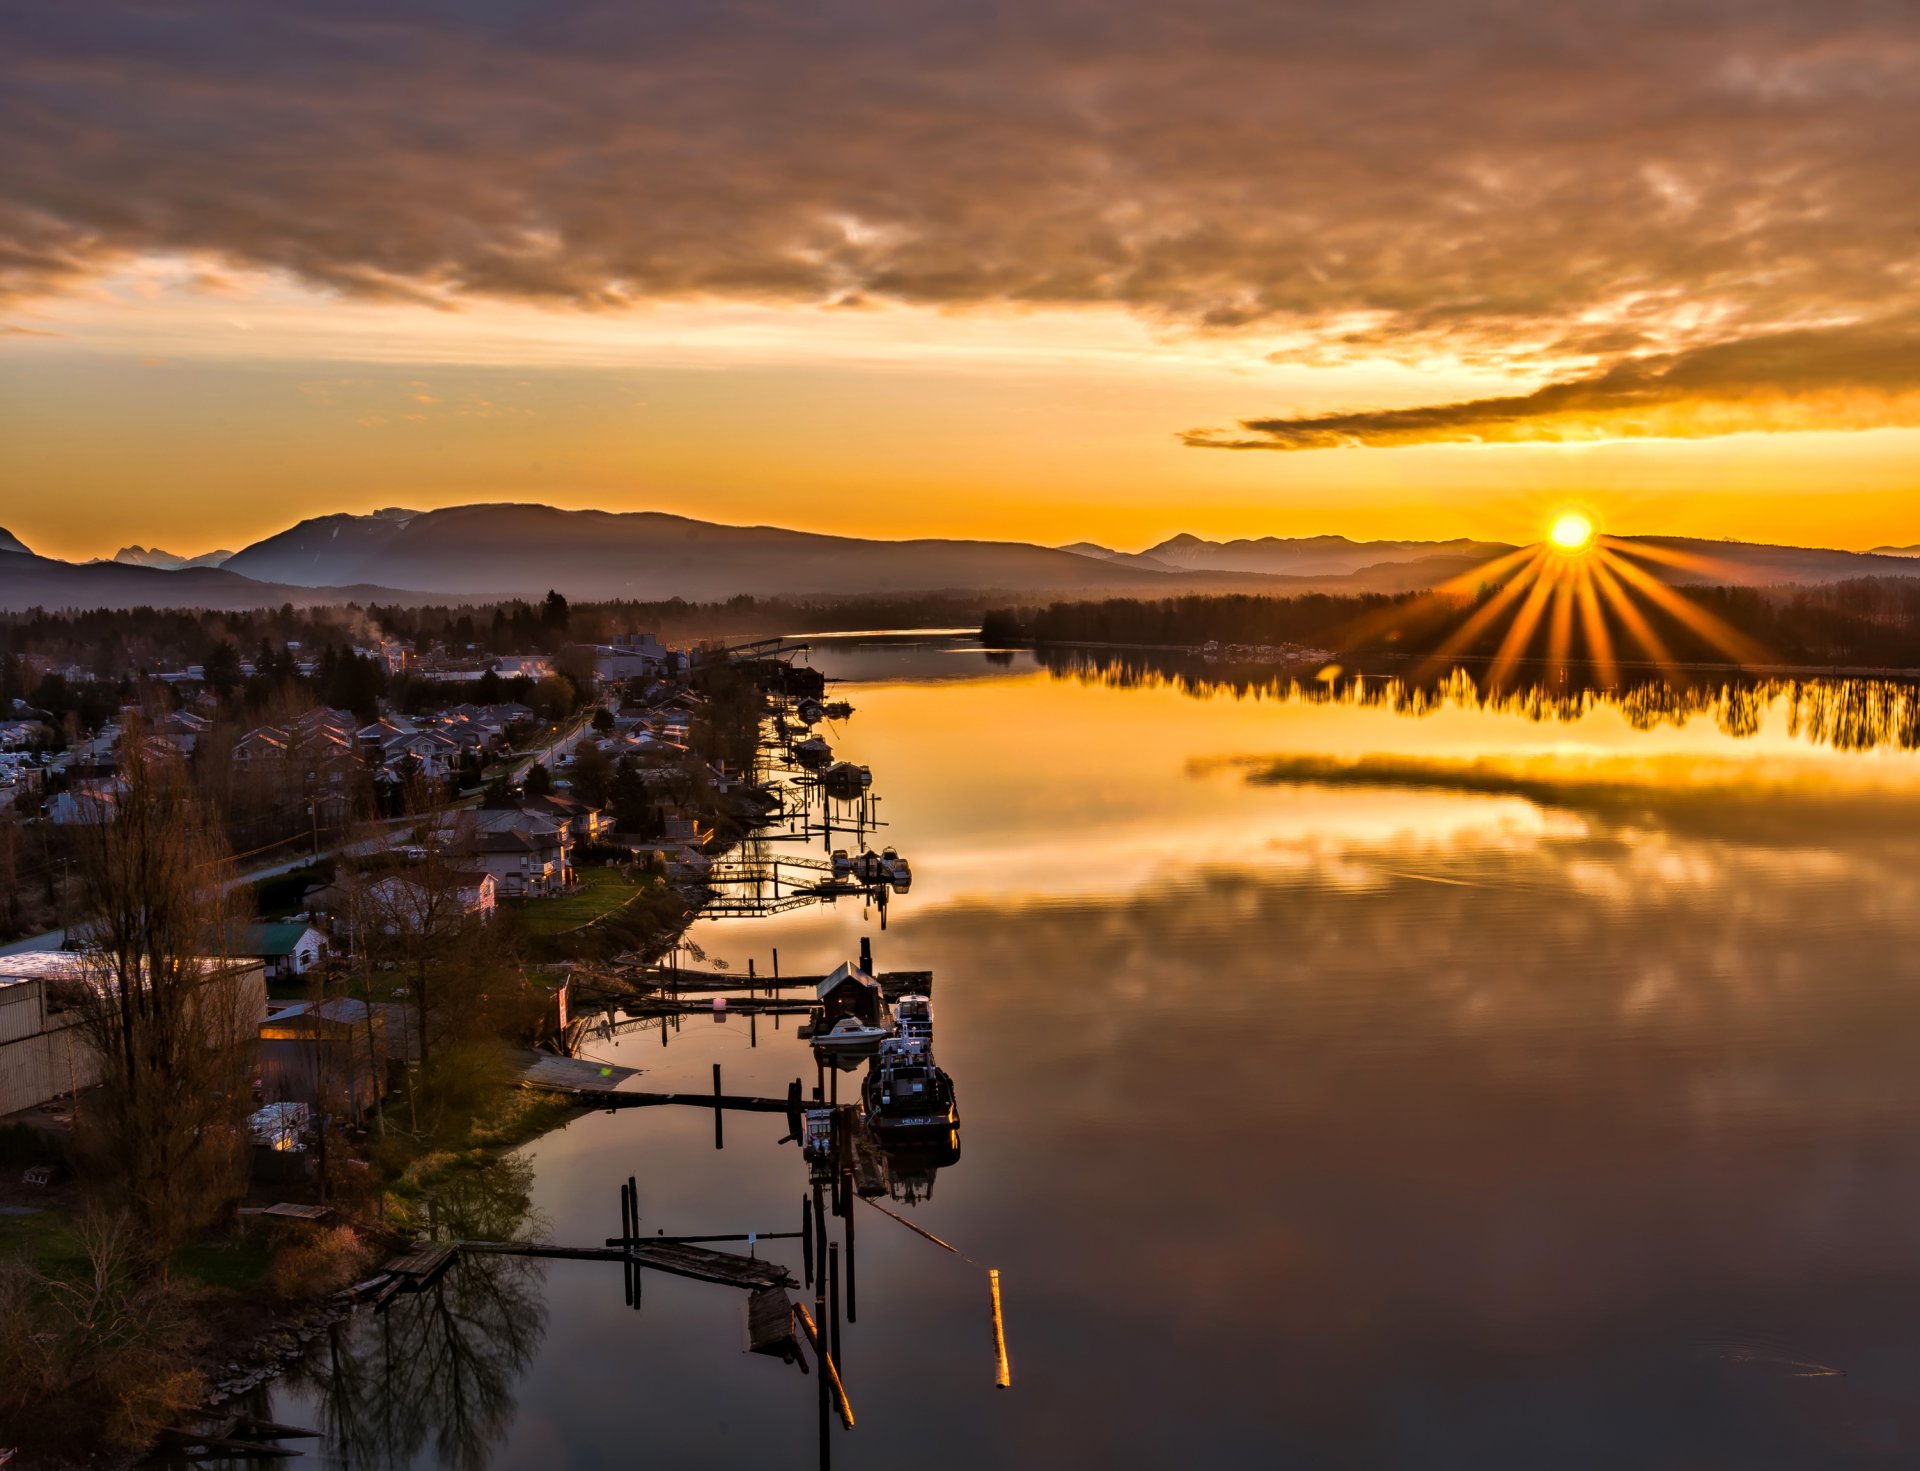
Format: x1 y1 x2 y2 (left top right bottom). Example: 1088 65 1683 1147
3 0 1919 431
1184 320 1920 448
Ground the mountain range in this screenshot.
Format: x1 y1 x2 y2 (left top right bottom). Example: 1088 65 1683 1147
5 504 1920 612
102 545 234 570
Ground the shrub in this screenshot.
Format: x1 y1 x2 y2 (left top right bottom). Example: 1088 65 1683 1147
268 1224 371 1301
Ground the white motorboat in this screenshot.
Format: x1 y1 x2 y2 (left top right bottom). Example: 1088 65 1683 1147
810 1013 890 1053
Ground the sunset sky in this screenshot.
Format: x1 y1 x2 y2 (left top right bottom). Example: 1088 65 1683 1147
4 0 1919 562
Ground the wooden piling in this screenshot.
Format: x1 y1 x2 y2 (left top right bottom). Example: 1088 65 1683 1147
829 1243 842 1370
713 1063 724 1150
801 1196 813 1288
842 1170 857 1324
814 1181 831 1467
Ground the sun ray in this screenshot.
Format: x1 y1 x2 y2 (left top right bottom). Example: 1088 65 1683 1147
1414 547 1551 677
1487 565 1559 685
1546 568 1576 670
1596 536 1748 583
1572 565 1619 687
1333 541 1548 651
1589 555 1676 667
1600 550 1773 665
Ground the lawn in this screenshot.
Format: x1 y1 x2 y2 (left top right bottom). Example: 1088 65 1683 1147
508 866 650 936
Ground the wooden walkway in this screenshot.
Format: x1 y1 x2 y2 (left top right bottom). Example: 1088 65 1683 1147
342 1241 460 1312
458 1238 796 1290
543 1086 795 1114
634 968 933 1001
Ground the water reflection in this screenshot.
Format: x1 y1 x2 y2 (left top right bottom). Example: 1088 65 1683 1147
1034 648 1920 753
282 1159 550 1471
242 650 1920 1467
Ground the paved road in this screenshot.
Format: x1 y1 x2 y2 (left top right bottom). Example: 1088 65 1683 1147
0 817 418 957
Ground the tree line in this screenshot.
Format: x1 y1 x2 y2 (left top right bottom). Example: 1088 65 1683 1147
984 576 1920 669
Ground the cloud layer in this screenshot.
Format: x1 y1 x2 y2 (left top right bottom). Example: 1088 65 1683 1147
1185 320 1920 448
5 1 1920 443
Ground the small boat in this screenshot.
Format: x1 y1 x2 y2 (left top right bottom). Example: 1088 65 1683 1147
894 993 933 1045
811 1013 890 1054
793 735 832 767
879 847 912 889
862 1037 959 1138
824 700 854 720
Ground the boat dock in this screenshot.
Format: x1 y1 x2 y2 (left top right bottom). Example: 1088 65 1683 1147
459 1237 795 1291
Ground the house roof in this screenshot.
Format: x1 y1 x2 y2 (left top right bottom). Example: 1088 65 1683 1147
236 922 322 958
816 961 879 1000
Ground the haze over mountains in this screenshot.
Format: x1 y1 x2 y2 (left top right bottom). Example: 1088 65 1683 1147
4 504 1920 612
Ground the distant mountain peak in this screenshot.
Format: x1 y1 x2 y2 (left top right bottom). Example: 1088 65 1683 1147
0 527 29 556
109 545 233 569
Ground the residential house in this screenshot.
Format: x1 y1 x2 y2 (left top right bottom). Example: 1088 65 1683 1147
156 709 212 753
234 922 329 981
470 807 573 897
515 792 611 844
359 869 498 932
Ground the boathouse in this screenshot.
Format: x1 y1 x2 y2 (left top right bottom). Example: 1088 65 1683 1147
816 962 883 1027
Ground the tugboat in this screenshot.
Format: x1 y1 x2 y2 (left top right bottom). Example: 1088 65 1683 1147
861 1037 959 1139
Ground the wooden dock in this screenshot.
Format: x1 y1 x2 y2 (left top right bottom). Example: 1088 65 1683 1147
342 1241 460 1313
458 1238 796 1290
633 967 933 1001
540 1085 796 1114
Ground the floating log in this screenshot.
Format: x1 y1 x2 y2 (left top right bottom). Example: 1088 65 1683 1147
794 1301 855 1429
989 1269 1012 1389
231 1418 323 1440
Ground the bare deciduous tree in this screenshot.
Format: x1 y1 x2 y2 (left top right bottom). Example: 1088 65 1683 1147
68 724 258 1270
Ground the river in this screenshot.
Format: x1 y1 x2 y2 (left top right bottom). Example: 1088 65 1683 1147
246 636 1920 1468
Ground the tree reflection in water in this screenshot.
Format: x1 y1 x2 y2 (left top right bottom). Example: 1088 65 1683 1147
289 1156 550 1471
1033 650 1920 753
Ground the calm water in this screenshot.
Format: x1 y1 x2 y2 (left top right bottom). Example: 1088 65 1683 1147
253 639 1920 1469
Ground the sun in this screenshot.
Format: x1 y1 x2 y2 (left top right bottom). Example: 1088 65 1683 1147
1548 511 1596 553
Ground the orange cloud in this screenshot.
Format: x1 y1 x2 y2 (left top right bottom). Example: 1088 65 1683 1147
1184 322 1920 449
